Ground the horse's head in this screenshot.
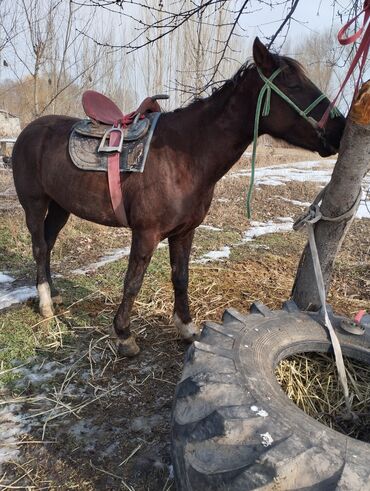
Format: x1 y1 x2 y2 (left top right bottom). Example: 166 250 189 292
252 38 345 157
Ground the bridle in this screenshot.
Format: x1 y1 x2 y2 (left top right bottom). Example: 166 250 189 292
256 67 340 129
246 66 342 218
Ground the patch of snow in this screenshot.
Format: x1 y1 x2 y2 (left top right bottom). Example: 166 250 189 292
193 217 295 263
228 159 370 221
0 285 37 310
229 159 339 186
260 432 274 447
15 361 68 386
357 197 370 220
242 218 293 242
69 420 99 440
131 414 163 434
251 406 268 417
194 246 230 264
72 246 131 274
277 217 294 222
0 272 15 283
198 224 222 232
277 197 311 207
73 241 168 274
229 159 335 182
0 404 30 470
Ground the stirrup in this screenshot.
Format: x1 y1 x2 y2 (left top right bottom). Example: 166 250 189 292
98 126 124 153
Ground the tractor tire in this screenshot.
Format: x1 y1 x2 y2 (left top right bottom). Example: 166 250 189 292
171 303 370 490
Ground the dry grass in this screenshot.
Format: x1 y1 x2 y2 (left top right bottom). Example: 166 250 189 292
0 147 368 489
276 352 370 443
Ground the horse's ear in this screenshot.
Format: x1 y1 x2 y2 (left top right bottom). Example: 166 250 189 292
253 37 275 72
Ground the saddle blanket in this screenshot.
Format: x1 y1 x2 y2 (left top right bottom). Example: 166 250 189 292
69 112 161 173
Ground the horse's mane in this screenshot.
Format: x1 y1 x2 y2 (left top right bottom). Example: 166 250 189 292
173 53 306 113
233 54 306 84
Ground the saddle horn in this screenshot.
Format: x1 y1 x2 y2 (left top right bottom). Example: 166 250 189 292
151 94 169 101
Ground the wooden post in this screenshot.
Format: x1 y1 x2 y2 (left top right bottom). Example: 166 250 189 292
292 80 370 310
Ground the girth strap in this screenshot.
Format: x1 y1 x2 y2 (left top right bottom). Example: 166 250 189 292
108 131 128 226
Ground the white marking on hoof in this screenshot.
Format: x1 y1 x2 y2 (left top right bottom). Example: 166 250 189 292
116 335 140 357
173 313 200 341
38 282 54 318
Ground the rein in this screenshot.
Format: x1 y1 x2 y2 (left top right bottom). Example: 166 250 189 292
319 0 370 128
246 67 340 218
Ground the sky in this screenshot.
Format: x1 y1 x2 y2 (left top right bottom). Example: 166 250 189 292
229 0 354 60
0 0 367 110
243 0 336 40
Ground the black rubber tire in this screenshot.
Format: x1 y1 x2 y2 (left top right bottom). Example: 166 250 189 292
171 304 370 490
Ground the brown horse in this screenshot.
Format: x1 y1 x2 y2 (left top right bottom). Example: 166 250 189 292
12 38 345 356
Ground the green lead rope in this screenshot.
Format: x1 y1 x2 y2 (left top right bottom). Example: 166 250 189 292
246 67 342 218
246 68 282 218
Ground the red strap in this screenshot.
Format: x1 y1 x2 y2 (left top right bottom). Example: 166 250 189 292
318 1 370 128
105 113 145 226
107 131 127 226
338 0 370 45
354 309 366 324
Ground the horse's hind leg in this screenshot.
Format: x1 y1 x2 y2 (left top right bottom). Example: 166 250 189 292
113 230 159 357
44 200 70 304
169 230 200 341
24 197 54 318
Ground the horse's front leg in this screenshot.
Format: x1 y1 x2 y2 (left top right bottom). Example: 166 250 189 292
169 230 200 341
113 230 159 357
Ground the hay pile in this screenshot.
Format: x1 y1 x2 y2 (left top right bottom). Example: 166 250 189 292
276 353 370 443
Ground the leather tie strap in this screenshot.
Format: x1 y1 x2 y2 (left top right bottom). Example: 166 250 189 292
108 130 127 226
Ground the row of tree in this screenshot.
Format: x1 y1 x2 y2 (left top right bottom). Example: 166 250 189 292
0 0 361 127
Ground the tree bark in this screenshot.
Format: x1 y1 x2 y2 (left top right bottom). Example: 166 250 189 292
292 80 370 310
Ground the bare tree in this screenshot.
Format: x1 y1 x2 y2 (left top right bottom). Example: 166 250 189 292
293 29 337 96
0 2 17 56
292 81 370 310
80 0 366 96
0 0 132 123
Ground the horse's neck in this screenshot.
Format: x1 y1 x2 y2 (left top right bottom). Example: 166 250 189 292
185 74 257 184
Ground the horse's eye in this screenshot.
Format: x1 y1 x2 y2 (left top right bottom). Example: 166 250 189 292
287 84 300 90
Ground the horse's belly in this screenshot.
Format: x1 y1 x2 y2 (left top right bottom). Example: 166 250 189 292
43 159 121 227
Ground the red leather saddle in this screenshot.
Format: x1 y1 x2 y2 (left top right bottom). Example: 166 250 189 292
80 90 168 228
82 91 124 125
82 90 167 125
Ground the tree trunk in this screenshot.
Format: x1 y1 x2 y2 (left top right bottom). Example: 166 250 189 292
292 80 370 310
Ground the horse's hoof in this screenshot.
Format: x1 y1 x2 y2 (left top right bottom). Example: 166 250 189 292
174 313 201 342
40 304 54 318
116 336 140 357
38 282 54 318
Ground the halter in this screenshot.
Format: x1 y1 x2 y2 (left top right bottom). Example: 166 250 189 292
246 66 342 218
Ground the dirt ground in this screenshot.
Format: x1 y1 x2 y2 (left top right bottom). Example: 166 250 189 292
0 146 369 490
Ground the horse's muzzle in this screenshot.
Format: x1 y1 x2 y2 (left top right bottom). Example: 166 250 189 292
316 127 341 157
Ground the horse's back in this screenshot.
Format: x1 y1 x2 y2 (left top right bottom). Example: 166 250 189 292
13 115 78 169
13 115 78 166
12 114 121 225
13 115 79 196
